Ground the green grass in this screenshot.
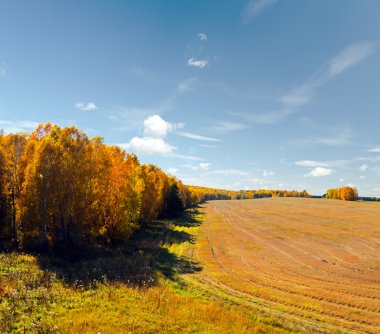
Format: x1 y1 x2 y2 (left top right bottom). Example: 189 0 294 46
0 208 293 334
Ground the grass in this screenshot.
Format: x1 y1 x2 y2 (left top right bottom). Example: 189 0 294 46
0 207 292 333
3 198 378 333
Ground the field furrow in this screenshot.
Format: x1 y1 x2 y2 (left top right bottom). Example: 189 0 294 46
182 198 380 333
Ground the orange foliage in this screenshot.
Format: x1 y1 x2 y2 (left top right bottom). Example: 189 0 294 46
0 123 311 250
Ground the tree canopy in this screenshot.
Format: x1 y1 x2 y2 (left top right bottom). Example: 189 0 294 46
0 123 311 251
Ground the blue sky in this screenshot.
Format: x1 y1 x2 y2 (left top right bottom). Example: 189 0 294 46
1 0 380 196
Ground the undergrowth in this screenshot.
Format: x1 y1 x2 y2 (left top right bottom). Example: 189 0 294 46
0 208 293 334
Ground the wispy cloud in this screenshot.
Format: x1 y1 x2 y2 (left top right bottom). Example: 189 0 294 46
177 131 221 142
212 121 249 133
110 105 168 131
187 58 208 69
110 79 194 129
329 42 376 75
208 169 250 176
368 146 380 153
171 153 203 161
237 109 295 125
0 120 39 134
0 66 6 77
305 167 334 178
198 33 208 41
239 42 376 125
128 66 158 83
262 170 274 177
75 101 98 111
282 42 376 109
242 0 279 24
295 160 329 168
296 157 380 174
292 126 355 147
177 77 197 93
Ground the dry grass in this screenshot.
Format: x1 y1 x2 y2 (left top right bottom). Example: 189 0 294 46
2 198 378 333
181 198 380 334
0 216 291 333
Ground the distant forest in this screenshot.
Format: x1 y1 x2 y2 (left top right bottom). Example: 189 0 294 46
0 123 309 251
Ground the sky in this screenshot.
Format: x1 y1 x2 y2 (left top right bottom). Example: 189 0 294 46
1 0 380 196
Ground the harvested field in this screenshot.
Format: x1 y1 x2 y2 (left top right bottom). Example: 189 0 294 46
181 198 380 333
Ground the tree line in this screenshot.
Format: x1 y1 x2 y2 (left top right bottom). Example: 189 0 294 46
0 124 193 250
187 186 310 201
324 187 358 201
0 123 310 251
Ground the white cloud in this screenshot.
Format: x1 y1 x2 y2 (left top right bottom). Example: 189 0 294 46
329 42 376 75
200 144 217 148
171 153 202 161
263 170 274 177
209 169 250 176
122 115 178 156
339 178 345 183
168 167 178 175
360 175 366 179
126 137 175 155
359 164 368 172
212 121 248 133
0 120 39 134
305 167 334 178
122 114 208 159
75 101 98 111
190 162 212 171
143 114 178 138
295 160 329 167
242 0 279 23
368 146 380 153
187 58 208 69
199 162 211 170
198 33 208 41
177 131 221 142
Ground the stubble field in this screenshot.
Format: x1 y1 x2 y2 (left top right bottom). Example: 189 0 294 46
2 198 380 333
179 198 380 333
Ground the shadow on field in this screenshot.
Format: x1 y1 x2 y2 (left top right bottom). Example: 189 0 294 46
36 207 203 288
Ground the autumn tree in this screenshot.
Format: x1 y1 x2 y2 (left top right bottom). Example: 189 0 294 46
140 164 165 224
1 123 315 252
326 186 358 201
0 133 27 248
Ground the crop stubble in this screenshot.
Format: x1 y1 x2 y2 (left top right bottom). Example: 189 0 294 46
183 198 380 333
